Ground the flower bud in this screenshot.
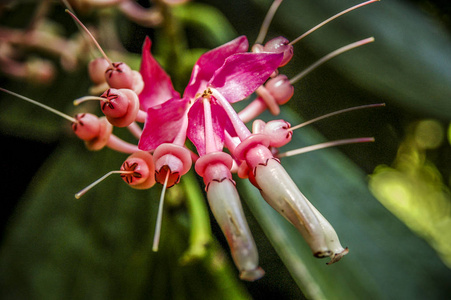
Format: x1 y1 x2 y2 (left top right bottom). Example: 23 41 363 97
100 88 140 127
265 74 294 105
263 119 293 147
88 57 109 85
264 36 293 66
121 151 156 189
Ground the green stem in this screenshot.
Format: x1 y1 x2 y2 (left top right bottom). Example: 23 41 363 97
157 0 188 87
180 170 212 264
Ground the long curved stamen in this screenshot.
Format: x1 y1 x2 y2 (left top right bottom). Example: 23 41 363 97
254 0 284 45
75 170 134 199
278 137 375 158
289 0 379 45
290 103 385 131
153 170 170 252
0 87 77 123
290 37 375 85
65 9 113 66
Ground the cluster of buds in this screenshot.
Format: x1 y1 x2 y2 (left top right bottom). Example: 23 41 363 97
1 0 381 281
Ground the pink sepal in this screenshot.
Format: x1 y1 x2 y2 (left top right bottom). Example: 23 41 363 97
138 97 190 151
139 37 180 111
209 52 283 103
183 36 249 99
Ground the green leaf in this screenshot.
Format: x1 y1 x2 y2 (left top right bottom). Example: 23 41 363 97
252 0 451 119
239 107 451 299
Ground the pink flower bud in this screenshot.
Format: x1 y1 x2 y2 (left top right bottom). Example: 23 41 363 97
121 151 156 189
88 58 109 85
72 114 113 151
72 113 101 141
100 88 140 127
263 119 293 147
265 74 294 105
263 36 294 66
105 62 135 89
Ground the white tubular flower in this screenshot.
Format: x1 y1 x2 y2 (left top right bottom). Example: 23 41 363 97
207 179 265 281
255 158 347 262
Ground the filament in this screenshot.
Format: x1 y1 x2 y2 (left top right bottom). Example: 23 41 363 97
75 170 133 199
152 171 170 252
65 9 113 66
289 0 379 45
255 0 284 45
0 87 77 123
278 137 375 158
289 103 385 131
290 37 375 85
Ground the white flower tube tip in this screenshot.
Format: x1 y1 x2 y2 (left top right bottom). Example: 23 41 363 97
255 158 349 264
207 179 265 281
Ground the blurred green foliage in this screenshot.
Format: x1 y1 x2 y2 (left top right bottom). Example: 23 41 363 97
370 120 451 268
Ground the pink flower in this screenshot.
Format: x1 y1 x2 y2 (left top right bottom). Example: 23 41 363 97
137 36 283 155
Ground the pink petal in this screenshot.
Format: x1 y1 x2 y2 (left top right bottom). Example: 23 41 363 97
209 52 283 103
138 97 189 151
139 37 180 111
183 36 249 99
187 98 233 156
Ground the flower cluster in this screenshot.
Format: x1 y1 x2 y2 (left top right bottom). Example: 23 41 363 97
1 0 380 281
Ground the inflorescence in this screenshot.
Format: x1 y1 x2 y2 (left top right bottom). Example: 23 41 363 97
0 0 382 281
